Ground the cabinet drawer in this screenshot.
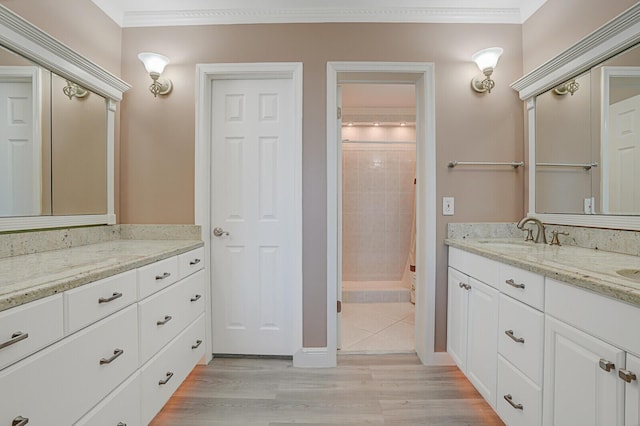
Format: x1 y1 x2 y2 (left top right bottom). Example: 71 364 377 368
66 304 140 422
449 247 499 288
499 263 544 310
74 372 141 426
0 294 63 370
498 294 544 385
0 325 74 426
139 270 205 363
65 270 137 333
178 247 205 280
141 314 206 425
497 355 542 426
138 256 179 300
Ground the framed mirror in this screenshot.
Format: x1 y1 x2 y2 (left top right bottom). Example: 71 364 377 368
0 5 130 231
512 3 640 230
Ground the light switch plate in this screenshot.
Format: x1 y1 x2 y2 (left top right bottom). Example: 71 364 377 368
443 197 454 216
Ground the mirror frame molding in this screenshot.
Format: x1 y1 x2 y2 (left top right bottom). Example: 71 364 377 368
511 3 640 231
0 5 130 232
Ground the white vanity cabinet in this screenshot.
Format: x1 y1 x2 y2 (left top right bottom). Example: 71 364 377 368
544 278 640 426
448 248 500 408
0 245 205 426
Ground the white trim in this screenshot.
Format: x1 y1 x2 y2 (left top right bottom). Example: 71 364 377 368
121 7 522 28
0 214 116 232
195 62 303 364
327 62 443 366
511 3 640 100
520 3 640 231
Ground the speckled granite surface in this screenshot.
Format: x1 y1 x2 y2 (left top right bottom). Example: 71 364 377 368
0 224 204 312
446 238 640 308
0 239 203 312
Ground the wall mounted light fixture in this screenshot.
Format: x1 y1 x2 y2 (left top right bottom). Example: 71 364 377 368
63 80 88 100
137 52 172 97
470 47 503 94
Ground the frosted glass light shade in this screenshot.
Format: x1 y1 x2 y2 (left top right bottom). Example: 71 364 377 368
138 52 170 76
472 47 503 72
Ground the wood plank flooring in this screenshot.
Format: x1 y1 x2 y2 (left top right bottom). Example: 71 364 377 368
150 353 504 425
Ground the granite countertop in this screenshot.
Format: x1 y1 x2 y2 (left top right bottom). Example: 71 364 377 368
0 239 203 312
445 238 640 307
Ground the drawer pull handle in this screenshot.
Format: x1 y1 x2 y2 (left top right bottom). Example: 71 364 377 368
159 371 174 385
505 279 525 289
155 272 171 280
100 348 124 365
117 423 127 426
98 292 123 304
599 359 615 372
503 394 523 410
0 331 29 350
619 369 637 383
157 315 173 326
505 330 525 344
191 294 202 302
190 258 201 266
12 417 29 426
458 282 471 291
192 339 203 349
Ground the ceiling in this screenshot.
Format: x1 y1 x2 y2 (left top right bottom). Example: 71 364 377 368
91 0 547 28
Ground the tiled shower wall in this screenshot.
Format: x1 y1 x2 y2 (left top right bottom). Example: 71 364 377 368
342 142 416 281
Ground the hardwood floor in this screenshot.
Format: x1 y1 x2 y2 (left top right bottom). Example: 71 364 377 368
150 353 504 425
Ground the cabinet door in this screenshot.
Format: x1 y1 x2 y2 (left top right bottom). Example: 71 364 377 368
447 267 469 371
467 277 500 408
625 353 640 426
544 316 625 426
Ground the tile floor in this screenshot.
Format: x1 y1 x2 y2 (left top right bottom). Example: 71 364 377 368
340 302 415 353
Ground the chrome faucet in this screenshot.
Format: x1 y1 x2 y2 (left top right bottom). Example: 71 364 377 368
517 216 547 244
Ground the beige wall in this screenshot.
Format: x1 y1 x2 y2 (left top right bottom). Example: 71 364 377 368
522 0 637 73
0 0 123 217
121 23 524 349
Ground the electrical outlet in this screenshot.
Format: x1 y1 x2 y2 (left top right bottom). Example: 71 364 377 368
443 197 454 216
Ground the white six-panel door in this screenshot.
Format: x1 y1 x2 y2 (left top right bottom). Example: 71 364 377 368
210 78 295 355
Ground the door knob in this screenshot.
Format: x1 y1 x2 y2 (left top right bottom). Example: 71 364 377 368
213 227 229 237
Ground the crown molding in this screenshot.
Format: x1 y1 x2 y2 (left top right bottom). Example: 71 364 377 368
511 3 640 100
122 6 521 27
0 5 130 100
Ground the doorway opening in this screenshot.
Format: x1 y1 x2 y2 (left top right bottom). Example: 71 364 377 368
339 82 417 353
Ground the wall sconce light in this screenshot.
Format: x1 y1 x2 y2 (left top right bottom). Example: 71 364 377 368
470 47 503 94
63 80 88 100
554 79 580 96
137 52 172 97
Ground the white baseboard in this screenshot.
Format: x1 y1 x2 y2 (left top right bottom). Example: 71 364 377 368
293 347 336 368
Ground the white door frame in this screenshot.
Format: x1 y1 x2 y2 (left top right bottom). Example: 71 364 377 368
195 63 303 364
327 62 446 366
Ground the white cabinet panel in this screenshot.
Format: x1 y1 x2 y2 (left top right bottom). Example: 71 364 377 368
466 277 500 408
497 355 542 426
74 372 141 426
625 353 640 426
65 269 137 333
0 294 63 370
138 270 205 363
544 315 625 426
498 294 544 385
141 314 206 425
447 267 469 371
137 256 179 299
178 247 205 280
498 263 544 310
